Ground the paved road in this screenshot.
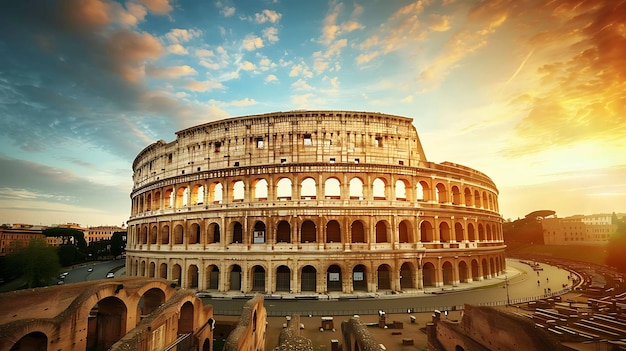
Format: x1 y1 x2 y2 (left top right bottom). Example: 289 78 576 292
202 259 574 316
60 260 126 284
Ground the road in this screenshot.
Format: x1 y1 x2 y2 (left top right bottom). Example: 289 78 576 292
202 259 574 316
60 260 126 284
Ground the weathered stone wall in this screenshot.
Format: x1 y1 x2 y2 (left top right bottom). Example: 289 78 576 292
224 294 267 351
341 317 385 351
273 314 313 351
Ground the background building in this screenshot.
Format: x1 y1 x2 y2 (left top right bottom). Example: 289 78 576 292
0 224 45 255
541 213 625 245
87 225 125 244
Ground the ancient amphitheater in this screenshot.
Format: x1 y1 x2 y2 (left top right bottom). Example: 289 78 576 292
126 110 505 295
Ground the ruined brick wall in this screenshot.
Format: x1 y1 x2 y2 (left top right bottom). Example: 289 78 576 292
224 294 267 351
341 317 384 351
273 314 313 351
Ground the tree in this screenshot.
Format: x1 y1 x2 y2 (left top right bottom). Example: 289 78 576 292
111 231 127 258
606 218 626 273
6 238 61 288
43 227 87 249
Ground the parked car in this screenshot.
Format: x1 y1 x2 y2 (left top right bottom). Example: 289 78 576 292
106 272 115 278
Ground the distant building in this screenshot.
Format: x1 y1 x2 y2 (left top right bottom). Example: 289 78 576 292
0 224 46 255
87 225 125 244
541 213 625 245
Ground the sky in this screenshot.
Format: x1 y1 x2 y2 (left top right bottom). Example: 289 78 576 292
0 0 625 227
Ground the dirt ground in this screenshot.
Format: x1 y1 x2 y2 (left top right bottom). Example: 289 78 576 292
218 310 464 351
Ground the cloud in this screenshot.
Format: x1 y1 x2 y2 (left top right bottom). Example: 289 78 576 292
262 27 279 43
254 9 282 24
428 14 451 32
265 74 278 82
146 64 197 79
216 2 235 17
291 93 314 108
167 44 188 55
242 35 264 51
105 30 163 82
182 80 225 92
165 28 202 44
139 0 173 15
240 61 256 71
288 63 313 78
292 79 314 91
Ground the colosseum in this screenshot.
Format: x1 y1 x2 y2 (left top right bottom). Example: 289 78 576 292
127 110 505 295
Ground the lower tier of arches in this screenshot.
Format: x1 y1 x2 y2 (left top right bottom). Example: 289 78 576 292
126 250 506 294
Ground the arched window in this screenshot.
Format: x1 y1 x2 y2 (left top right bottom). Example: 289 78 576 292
349 177 363 200
232 180 244 202
210 182 223 204
301 220 317 243
253 179 268 201
324 178 341 199
372 178 386 199
395 180 407 200
301 177 316 199
277 178 292 200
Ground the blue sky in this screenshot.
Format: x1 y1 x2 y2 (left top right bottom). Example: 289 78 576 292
1 0 625 226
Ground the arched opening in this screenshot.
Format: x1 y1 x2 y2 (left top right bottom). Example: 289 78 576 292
276 220 291 243
189 223 200 244
395 179 407 200
253 221 266 244
232 221 243 244
252 266 266 292
377 264 391 290
141 226 148 245
436 183 447 203
353 264 367 291
229 265 242 291
150 226 158 244
375 221 388 243
187 265 199 288
422 262 436 287
253 178 268 201
464 187 472 206
175 186 188 208
149 262 156 277
301 265 317 292
455 222 464 242
324 178 341 199
191 184 204 205
164 188 174 208
400 262 415 289
206 265 219 290
398 220 411 243
416 181 430 201
209 222 221 243
478 224 485 241
471 260 480 281
301 220 317 243
349 177 364 200
11 332 47 351
327 265 342 292
372 178 386 199
451 186 461 205
276 178 292 200
173 224 184 245
301 177 317 199
159 263 168 279
86 296 127 351
173 264 182 286
326 220 341 243
178 301 194 334
161 225 170 245
482 258 489 278
467 223 476 241
276 265 290 292
439 222 451 242
351 220 366 243
153 190 161 210
459 261 469 283
474 190 481 208
210 182 223 204
442 261 454 285
232 180 245 202
420 221 434 242
139 287 165 316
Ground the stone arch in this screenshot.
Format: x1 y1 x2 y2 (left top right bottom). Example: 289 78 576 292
187 264 199 288
474 190 481 208
252 178 268 201
191 184 204 205
398 220 412 243
189 222 201 244
209 182 223 204
467 223 476 242
464 187 472 206
395 179 409 200
301 220 317 243
482 192 488 209
208 222 221 243
324 177 341 199
300 177 317 199
153 190 161 210
372 177 386 199
478 224 485 241
481 258 489 278
351 220 367 243
377 264 391 290
173 224 184 245
231 180 245 202
11 331 48 351
375 220 390 243
175 186 188 207
454 222 464 242
139 287 166 316
229 265 242 291
490 257 496 276
486 225 493 241
160 225 170 245
420 220 434 242
326 264 342 292
471 259 480 281
349 177 364 199
253 221 266 244
436 183 448 203
178 301 194 334
173 264 182 286
439 221 451 242
86 296 127 350
422 262 436 287
150 225 158 244
442 261 454 285
275 265 291 292
416 180 431 201
164 188 174 208
400 262 415 289
276 220 291 243
276 177 293 200
149 262 156 277
326 220 341 243
159 263 168 279
206 264 219 290
451 185 461 205
231 221 243 244
141 226 148 245
251 265 266 292
352 264 367 291
301 265 317 292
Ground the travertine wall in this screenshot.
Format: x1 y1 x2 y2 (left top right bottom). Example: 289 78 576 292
223 294 267 351
127 111 506 294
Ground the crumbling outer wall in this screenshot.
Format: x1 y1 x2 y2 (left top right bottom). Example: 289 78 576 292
224 294 267 351
341 317 384 351
273 314 313 351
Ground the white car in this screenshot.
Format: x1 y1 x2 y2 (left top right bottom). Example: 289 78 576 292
87 268 93 272
106 272 115 278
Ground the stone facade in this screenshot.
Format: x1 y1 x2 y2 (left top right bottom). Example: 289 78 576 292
126 111 506 294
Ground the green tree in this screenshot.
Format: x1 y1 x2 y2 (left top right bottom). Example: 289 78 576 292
606 218 626 273
111 231 126 258
6 238 61 288
43 227 87 250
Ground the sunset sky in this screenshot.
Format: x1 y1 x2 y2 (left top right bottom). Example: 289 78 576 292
0 0 625 227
